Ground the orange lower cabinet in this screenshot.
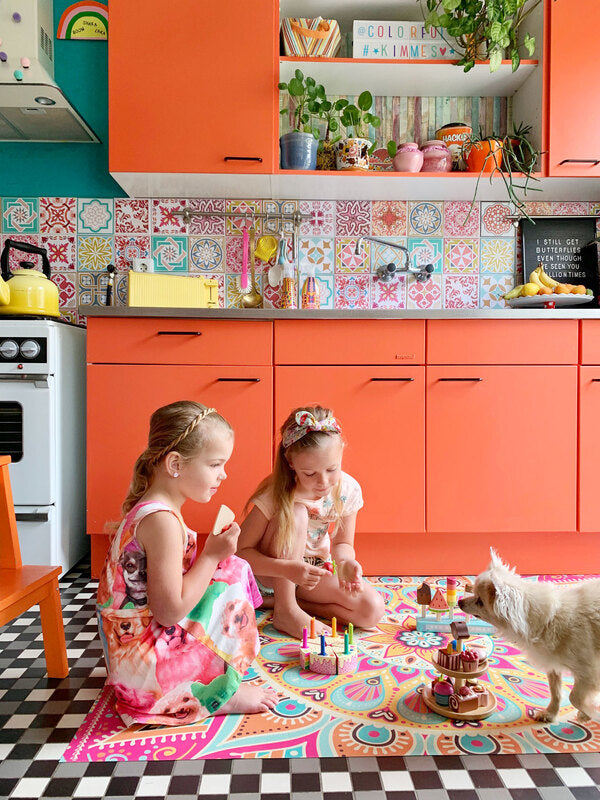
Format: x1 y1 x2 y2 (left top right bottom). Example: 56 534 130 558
87 365 272 573
579 368 600 531
426 366 577 533
275 366 425 535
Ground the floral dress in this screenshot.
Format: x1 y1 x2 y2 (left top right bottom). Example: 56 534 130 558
97 501 261 726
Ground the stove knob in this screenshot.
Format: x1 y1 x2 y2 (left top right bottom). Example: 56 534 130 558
19 339 41 359
0 339 19 359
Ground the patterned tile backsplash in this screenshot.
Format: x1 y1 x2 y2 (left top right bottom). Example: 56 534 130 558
1 196 598 324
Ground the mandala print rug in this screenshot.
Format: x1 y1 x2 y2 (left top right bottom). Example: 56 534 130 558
63 576 600 761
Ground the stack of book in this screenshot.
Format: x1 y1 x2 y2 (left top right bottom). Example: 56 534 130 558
352 20 456 60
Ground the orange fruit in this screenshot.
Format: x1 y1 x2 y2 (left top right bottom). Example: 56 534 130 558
572 285 587 294
537 286 553 295
554 284 571 294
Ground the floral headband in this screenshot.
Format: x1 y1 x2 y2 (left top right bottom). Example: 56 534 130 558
282 410 342 449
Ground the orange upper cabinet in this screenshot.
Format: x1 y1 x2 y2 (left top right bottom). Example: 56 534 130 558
108 0 277 174
547 0 600 177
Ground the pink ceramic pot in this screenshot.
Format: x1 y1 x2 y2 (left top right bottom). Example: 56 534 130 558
420 140 453 172
392 142 424 172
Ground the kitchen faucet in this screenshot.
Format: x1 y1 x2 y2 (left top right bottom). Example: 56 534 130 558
354 236 433 282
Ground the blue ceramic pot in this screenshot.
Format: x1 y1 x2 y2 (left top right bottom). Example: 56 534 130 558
280 132 318 170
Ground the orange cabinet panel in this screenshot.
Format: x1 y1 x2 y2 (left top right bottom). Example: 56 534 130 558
427 366 577 532
547 0 600 177
275 320 425 364
275 366 425 534
109 1 277 174
427 319 578 365
87 364 272 540
87 318 272 365
579 368 600 531
580 320 600 364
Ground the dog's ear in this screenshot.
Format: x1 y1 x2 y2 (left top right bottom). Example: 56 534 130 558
489 548 516 574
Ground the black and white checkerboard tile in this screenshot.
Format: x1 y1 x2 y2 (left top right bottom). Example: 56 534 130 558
1 562 599 800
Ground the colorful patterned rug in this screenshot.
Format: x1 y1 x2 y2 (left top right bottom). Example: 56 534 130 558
63 576 600 761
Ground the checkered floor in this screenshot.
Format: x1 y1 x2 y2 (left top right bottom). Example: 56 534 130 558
1 563 599 800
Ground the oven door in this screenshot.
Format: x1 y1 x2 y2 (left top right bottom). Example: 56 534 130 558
0 375 55 505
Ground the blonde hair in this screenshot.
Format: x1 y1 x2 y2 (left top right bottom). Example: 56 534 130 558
247 405 344 557
122 401 233 515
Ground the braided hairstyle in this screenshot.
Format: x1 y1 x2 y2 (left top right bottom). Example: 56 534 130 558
122 401 233 515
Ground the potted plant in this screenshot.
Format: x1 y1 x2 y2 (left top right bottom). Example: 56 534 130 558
308 90 347 171
419 0 541 73
335 91 381 171
278 70 321 170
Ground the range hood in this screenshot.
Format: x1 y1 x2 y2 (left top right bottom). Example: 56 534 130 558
0 0 98 142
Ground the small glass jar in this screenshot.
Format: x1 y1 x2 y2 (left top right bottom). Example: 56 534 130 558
420 140 453 172
392 142 424 173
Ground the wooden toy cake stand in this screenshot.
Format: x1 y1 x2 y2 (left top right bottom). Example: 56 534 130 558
420 653 497 721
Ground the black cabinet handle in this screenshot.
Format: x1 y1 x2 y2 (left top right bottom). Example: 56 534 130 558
591 378 600 382
438 377 483 382
558 159 600 165
370 377 414 381
223 156 263 162
156 331 202 336
217 377 261 382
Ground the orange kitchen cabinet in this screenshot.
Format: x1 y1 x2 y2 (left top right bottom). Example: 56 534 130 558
274 366 425 535
579 367 600 531
88 365 272 576
427 366 577 533
109 1 277 174
546 0 600 176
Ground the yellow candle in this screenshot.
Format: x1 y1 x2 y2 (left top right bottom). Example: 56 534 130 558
332 617 337 638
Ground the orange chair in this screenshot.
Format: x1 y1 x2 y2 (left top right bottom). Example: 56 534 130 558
0 455 69 678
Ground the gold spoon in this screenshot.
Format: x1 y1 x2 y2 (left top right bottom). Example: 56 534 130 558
241 227 263 308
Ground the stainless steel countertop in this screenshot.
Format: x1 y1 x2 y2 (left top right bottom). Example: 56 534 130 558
79 306 600 320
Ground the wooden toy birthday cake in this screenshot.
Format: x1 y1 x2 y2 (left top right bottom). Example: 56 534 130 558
299 619 358 675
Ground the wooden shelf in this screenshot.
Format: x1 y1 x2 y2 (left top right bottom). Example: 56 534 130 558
280 57 538 97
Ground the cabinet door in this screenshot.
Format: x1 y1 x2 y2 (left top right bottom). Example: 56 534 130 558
579 368 600 531
87 365 272 535
275 366 425 533
427 366 577 532
548 0 600 176
109 1 276 174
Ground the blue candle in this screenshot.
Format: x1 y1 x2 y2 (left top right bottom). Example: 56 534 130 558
320 633 326 655
344 631 349 654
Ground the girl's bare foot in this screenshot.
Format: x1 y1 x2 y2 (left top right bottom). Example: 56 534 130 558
272 605 328 639
216 684 279 715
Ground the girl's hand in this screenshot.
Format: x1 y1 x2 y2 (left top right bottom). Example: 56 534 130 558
201 522 240 563
337 559 364 595
286 560 328 590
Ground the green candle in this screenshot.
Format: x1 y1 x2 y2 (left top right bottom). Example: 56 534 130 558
348 622 353 645
344 630 349 654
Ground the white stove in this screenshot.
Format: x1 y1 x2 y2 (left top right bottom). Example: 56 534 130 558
0 317 87 573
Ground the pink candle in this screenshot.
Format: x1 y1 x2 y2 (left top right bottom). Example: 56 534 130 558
302 626 308 648
240 225 249 290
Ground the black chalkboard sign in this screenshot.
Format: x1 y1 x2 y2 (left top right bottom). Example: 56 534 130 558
520 216 600 304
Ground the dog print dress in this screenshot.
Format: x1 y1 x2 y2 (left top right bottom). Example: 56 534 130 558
97 501 262 726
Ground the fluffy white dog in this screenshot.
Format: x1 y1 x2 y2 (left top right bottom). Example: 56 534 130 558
458 550 600 723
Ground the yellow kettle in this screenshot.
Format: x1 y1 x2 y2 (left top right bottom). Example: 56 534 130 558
0 239 60 318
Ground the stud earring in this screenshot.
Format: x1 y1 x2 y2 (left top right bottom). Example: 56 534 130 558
173 472 179 478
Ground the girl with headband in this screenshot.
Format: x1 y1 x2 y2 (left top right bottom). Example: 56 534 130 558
97 400 277 726
238 405 384 638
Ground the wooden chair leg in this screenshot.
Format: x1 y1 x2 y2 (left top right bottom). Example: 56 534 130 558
39 581 69 679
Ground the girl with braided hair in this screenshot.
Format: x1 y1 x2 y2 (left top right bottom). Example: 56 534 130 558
97 400 277 726
238 405 385 639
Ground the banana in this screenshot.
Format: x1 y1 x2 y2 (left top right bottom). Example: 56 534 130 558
503 285 524 300
529 267 546 289
537 266 559 289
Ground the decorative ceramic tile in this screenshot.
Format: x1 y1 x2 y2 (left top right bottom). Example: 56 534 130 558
225 273 264 308
225 234 244 273
60 308 78 325
335 237 370 273
444 274 479 308
77 236 113 271
480 237 515 273
480 272 514 308
590 202 600 217
443 201 480 236
299 200 335 236
77 270 109 306
408 201 442 235
225 200 262 234
481 202 515 236
407 273 442 309
262 282 281 309
444 238 479 273
335 200 371 236
371 274 407 309
2 198 38 234
369 238 408 274
523 201 552 217
551 201 590 216
263 200 298 233
151 236 187 272
1 235 40 271
371 201 407 236
298 237 334 273
51 272 77 308
114 272 129 306
39 197 76 234
314 273 334 309
152 199 186 234
408 237 443 273
41 236 76 271
334 274 370 309
185 199 226 235
200 272 225 307
114 235 151 271
77 199 114 234
189 236 225 272
114 199 150 234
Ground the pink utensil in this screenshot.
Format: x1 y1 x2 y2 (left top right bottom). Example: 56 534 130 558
240 225 249 290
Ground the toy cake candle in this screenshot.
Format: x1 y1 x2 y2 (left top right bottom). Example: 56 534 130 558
298 629 358 675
